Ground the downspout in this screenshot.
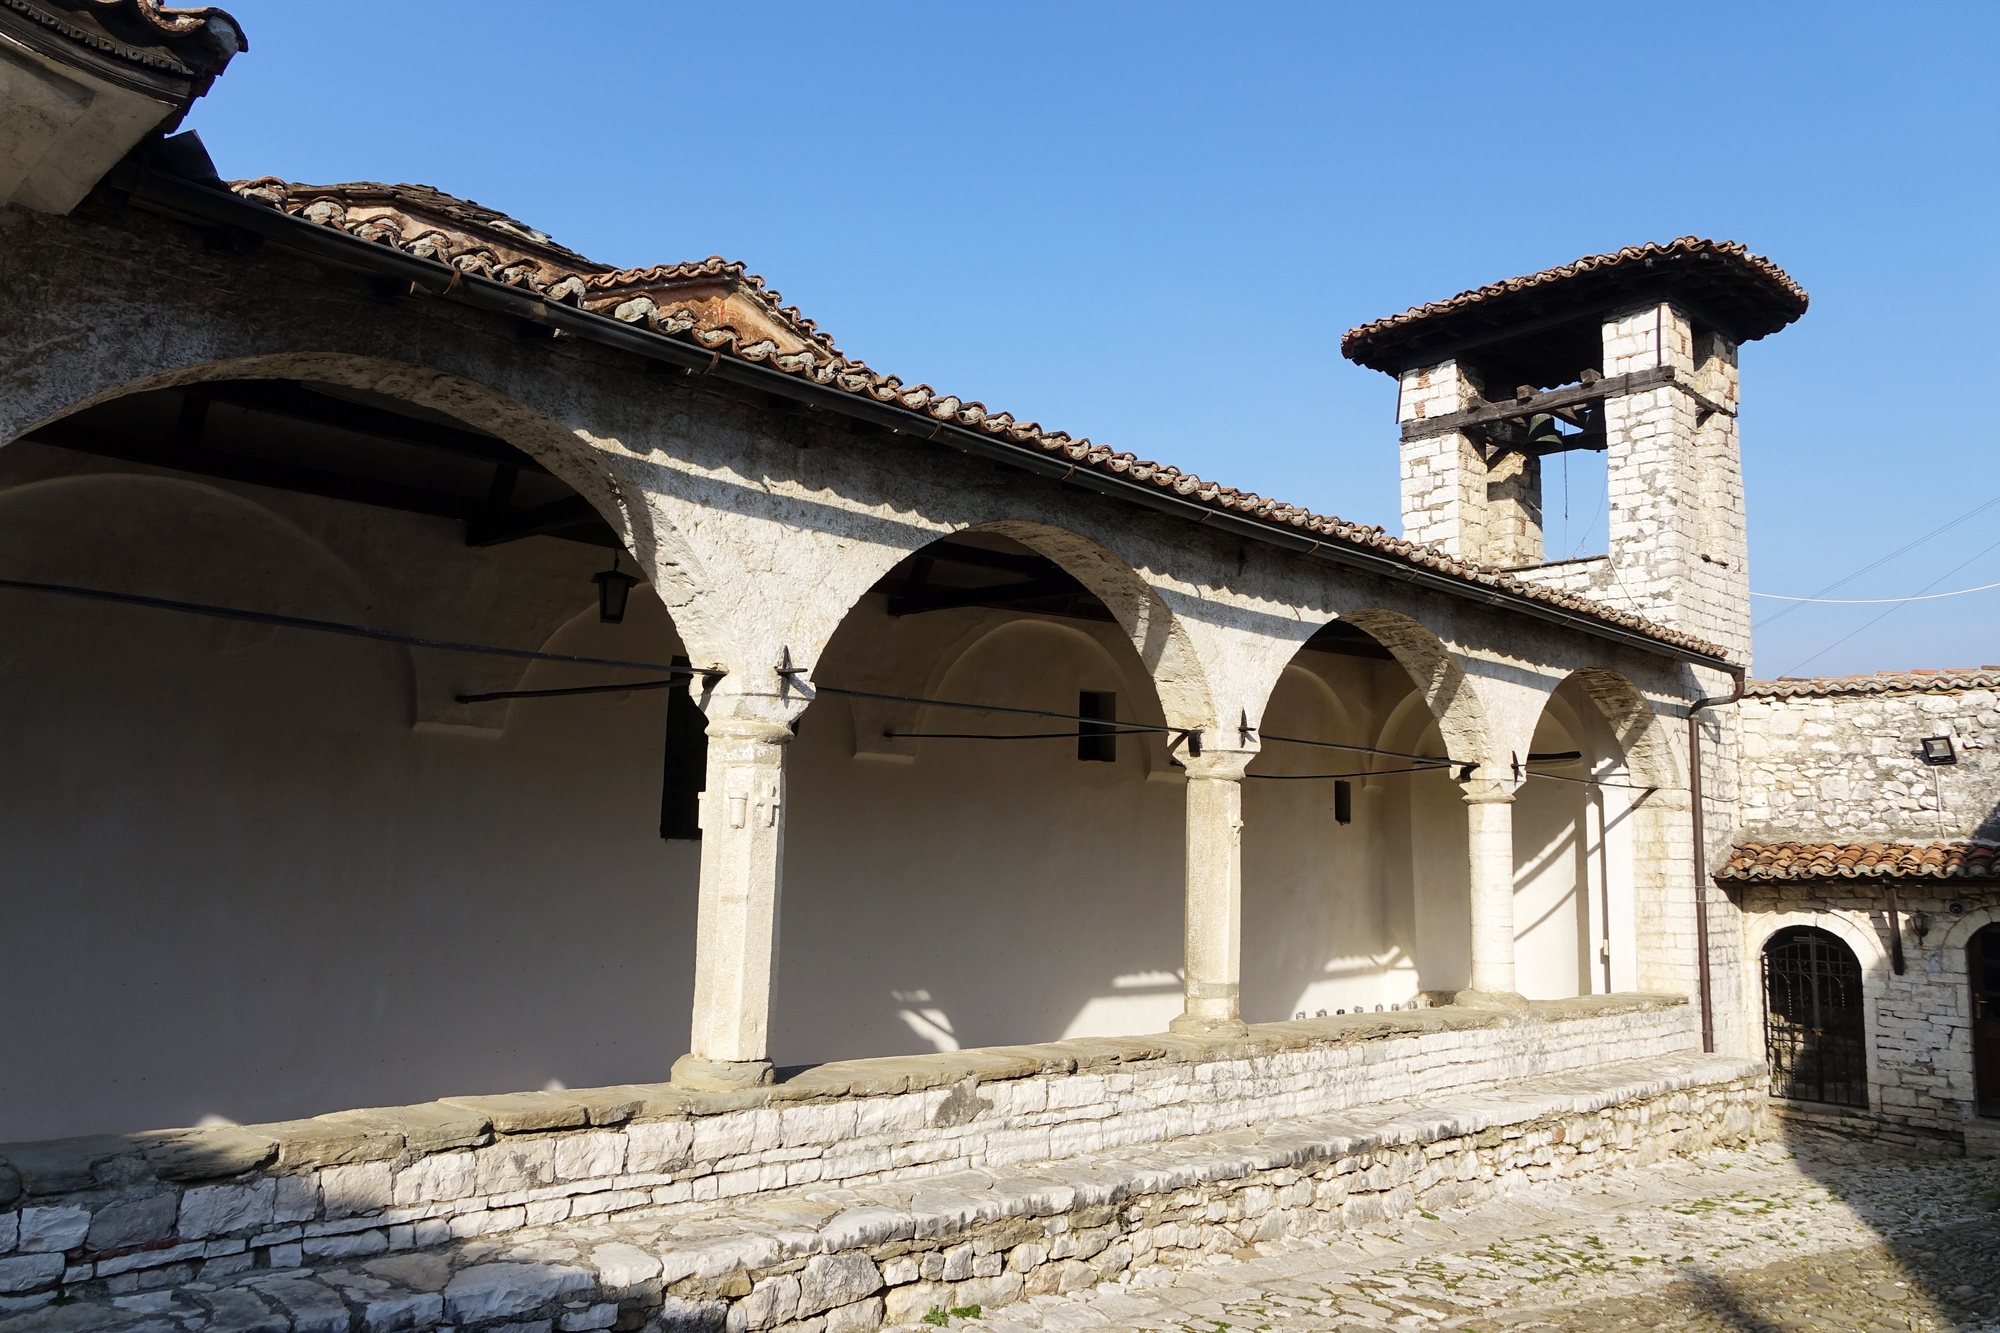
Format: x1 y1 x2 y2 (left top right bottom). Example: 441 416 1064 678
1687 666 1746 1055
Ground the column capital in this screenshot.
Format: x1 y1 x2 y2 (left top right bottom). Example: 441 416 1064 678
1182 749 1254 782
705 715 794 747
1459 777 1515 805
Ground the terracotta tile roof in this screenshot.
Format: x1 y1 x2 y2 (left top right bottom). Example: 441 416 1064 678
2 0 245 83
1746 668 2000 700
226 178 1731 662
1341 237 1808 375
1718 842 2000 883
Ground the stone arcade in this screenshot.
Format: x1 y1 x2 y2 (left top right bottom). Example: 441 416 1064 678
1 5 1994 1332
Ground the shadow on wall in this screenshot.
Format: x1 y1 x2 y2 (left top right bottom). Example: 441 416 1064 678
0 469 698 1141
773 609 1188 1065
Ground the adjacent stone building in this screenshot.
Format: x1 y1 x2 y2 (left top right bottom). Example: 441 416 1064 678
0 4 1992 1330
1722 670 2000 1155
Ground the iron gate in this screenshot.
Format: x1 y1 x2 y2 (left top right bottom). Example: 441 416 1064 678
1763 925 1868 1107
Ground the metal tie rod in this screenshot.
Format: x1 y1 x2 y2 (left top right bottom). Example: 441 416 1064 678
0 577 718 676
814 684 1203 754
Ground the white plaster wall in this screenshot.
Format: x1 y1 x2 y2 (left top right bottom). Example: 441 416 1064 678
1514 707 1588 1000
0 463 700 1142
0 450 1481 1136
1241 659 1446 1018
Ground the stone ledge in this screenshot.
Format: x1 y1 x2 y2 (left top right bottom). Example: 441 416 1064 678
1 995 1689 1186
0 1050 1765 1333
0 993 1702 1308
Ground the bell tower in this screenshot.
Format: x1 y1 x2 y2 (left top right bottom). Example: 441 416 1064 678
1341 238 1807 664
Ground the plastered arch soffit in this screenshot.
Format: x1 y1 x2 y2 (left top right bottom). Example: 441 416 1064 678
921 521 1217 736
1376 689 1450 768
0 471 421 709
1266 661 1361 743
1327 609 1493 770
3 353 730 670
924 617 1162 742
1247 664 1361 777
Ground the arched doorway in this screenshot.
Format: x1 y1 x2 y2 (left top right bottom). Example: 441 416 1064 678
1973 923 2000 1118
1762 925 1868 1107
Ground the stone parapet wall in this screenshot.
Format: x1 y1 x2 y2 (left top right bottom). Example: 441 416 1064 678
1739 686 2000 843
0 997 1698 1312
1508 556 1610 598
0 1049 1761 1333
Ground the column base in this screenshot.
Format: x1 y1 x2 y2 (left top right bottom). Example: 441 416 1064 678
670 1053 775 1091
1168 1013 1250 1037
1451 989 1530 1010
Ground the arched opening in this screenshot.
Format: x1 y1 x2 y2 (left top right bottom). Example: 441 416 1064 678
1509 676 1649 1000
1762 925 1868 1108
1240 616 1482 1019
775 529 1191 1063
0 375 701 1141
1973 923 2000 1118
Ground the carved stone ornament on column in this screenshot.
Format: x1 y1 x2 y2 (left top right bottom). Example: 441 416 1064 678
673 713 794 1091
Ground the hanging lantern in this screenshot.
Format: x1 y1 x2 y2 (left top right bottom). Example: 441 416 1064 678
593 557 640 624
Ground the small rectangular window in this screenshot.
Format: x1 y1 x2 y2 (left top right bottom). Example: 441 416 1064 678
661 656 707 840
1334 779 1353 825
1078 690 1117 763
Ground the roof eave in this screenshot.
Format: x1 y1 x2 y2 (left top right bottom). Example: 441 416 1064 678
116 167 1735 673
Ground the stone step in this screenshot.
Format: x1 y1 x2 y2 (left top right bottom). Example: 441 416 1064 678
0 1052 1764 1333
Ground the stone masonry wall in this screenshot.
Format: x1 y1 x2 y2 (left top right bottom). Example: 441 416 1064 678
0 1047 1761 1333
1510 555 1609 597
0 998 1699 1315
1398 361 1487 558
1739 685 2000 842
1740 885 1999 1151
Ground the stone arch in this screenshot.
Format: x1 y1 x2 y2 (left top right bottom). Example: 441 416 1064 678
1559 666 1685 791
805 520 1217 740
1745 910 1888 1103
3 351 730 673
1327 608 1493 770
1938 902 2000 958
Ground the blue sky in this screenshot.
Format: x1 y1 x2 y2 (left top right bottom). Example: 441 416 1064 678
187 2 2000 679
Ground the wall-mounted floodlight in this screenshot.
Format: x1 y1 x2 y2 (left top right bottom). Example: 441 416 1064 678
593 557 640 624
1919 735 1958 765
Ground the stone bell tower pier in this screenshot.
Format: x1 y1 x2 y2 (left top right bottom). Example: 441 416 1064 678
1341 238 1809 664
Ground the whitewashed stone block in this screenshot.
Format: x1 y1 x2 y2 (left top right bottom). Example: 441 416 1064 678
179 1179 277 1239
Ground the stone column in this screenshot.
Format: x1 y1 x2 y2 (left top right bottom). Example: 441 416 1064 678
671 713 792 1090
1459 779 1524 1006
1171 752 1252 1036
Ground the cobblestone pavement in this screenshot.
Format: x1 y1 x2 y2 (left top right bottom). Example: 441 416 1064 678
940 1143 2000 1333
